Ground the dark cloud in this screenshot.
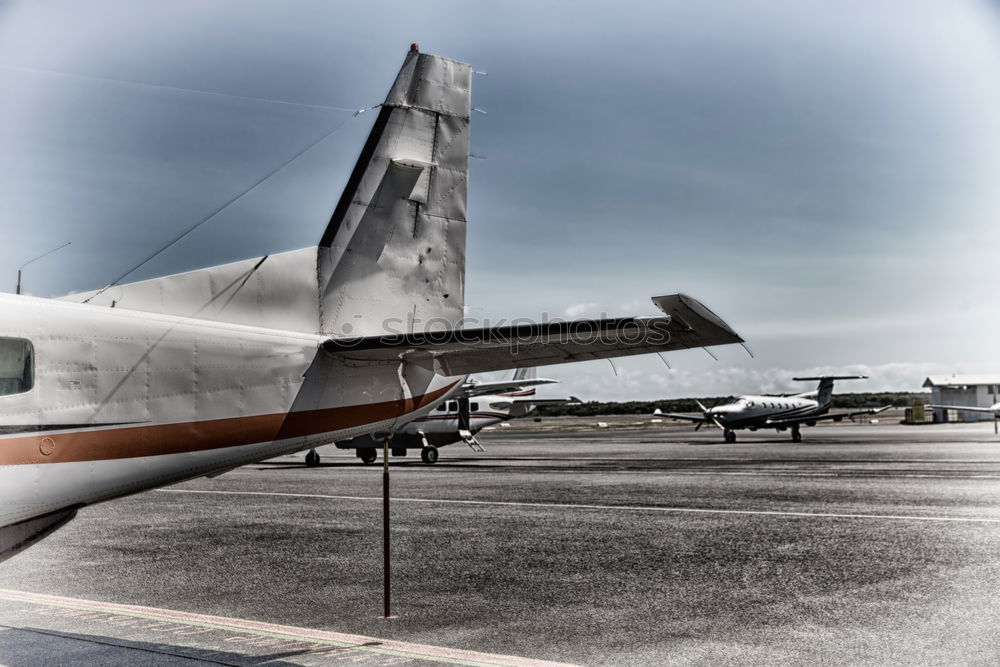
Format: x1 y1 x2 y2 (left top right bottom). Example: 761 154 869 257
2 0 998 395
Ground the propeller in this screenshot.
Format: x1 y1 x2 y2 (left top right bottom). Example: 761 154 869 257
694 398 726 431
694 400 707 431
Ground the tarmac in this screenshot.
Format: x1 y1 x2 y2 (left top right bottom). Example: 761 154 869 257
2 418 1000 665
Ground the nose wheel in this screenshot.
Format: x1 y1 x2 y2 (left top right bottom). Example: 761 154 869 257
304 449 321 467
724 429 736 443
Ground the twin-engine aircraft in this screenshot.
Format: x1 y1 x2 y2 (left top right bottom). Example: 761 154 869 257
656 376 888 442
0 46 743 562
311 367 578 465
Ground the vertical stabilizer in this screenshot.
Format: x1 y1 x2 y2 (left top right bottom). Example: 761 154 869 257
512 367 537 382
61 48 472 338
318 46 471 338
815 378 837 410
508 367 538 396
794 375 869 411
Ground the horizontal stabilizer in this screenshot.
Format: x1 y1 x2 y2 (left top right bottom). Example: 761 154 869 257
511 396 582 406
463 378 558 397
322 293 742 376
793 376 869 381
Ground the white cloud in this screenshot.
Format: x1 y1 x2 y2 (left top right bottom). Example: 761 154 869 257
497 359 985 402
563 302 601 318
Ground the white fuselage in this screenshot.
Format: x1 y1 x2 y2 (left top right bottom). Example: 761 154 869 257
406 393 523 437
708 393 825 430
0 294 461 528
335 392 527 451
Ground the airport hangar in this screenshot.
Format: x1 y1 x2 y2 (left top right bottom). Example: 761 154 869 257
924 375 1000 422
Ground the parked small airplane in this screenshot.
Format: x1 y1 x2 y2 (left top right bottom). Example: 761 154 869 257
927 402 1000 434
306 367 579 465
655 376 888 442
0 46 744 562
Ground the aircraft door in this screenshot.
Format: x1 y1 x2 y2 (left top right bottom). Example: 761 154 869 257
456 396 485 452
457 396 472 432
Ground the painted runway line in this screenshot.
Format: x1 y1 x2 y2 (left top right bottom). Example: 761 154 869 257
159 489 1000 524
265 456 1000 465
0 589 577 667
643 470 1000 479
255 462 1000 480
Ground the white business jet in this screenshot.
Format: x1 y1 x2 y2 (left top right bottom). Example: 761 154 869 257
656 376 888 442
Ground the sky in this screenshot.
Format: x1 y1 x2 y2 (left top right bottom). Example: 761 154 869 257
1 0 999 400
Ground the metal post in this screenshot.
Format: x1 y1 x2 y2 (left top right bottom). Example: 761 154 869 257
382 437 391 618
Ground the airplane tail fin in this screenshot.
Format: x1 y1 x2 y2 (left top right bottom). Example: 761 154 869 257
63 47 471 337
317 46 471 337
509 367 539 396
513 367 537 382
794 375 868 410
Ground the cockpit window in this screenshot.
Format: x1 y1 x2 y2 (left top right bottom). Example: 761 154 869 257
0 338 33 396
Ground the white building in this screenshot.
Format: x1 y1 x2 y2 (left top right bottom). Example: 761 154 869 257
922 375 1000 422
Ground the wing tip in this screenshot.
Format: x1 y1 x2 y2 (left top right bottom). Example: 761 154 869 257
650 293 743 344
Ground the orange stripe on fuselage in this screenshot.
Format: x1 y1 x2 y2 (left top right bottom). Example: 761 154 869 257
0 382 457 466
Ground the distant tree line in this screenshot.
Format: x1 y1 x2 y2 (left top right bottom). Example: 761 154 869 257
536 392 930 417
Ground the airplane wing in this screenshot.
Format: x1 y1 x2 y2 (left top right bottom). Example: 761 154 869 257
655 412 711 424
928 404 998 414
322 293 742 376
463 378 559 397
766 406 891 427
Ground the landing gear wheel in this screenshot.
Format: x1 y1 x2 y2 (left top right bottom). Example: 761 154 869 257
421 446 439 464
724 430 737 444
359 448 377 464
791 427 802 443
305 449 321 467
